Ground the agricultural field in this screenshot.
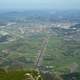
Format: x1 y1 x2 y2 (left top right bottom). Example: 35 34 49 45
43 35 80 74
0 23 48 69
0 22 80 75
0 10 80 80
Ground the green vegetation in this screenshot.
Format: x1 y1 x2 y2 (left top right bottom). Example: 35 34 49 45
0 69 43 80
0 18 80 80
43 35 80 74
0 31 80 74
0 32 47 69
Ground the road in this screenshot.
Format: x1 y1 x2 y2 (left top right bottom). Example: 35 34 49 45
35 34 50 68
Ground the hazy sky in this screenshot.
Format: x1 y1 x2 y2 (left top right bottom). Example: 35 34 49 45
0 0 80 10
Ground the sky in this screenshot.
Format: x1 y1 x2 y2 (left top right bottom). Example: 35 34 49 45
0 0 80 10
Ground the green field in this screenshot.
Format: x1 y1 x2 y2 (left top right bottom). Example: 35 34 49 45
43 35 80 74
